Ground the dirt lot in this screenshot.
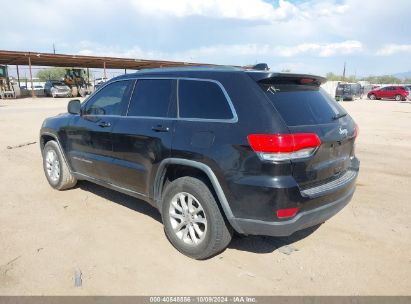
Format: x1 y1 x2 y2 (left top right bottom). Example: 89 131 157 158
0 97 410 295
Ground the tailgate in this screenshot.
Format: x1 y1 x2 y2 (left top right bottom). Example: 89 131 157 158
256 75 358 189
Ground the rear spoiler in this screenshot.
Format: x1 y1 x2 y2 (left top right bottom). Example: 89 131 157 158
246 72 326 86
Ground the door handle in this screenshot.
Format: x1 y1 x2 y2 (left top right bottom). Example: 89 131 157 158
98 121 111 128
152 125 170 132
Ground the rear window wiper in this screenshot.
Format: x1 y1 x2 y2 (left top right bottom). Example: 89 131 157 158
333 112 347 120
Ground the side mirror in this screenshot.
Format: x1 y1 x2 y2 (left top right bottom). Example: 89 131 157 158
68 99 81 115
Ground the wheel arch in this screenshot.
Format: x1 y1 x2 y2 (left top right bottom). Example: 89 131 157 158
153 158 243 233
40 132 73 173
40 133 57 150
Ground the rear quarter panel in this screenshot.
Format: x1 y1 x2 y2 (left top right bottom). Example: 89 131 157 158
170 71 291 219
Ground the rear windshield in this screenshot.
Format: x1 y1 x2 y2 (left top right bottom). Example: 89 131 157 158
336 84 350 93
260 83 347 126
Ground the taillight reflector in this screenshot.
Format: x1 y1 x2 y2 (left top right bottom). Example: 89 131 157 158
277 207 299 219
354 124 359 138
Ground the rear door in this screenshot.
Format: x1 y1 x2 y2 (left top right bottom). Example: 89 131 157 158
110 78 176 195
259 79 357 188
335 84 344 98
66 80 134 180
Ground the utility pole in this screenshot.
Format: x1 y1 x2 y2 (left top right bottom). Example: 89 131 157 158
342 61 346 81
53 43 56 54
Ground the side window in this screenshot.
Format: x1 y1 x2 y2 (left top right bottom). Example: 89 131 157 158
127 79 175 117
178 80 233 120
84 80 134 116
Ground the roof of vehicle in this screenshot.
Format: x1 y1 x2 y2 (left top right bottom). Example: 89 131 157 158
112 66 326 84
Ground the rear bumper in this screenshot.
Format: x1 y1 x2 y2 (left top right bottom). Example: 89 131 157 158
335 94 353 100
54 92 71 96
231 186 355 236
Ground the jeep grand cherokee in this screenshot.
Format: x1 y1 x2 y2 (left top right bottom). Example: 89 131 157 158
40 66 360 259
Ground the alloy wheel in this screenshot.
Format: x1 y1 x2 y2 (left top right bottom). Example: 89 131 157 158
45 149 60 183
168 192 207 245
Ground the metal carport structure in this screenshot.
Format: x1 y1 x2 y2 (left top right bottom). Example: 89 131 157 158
0 50 212 97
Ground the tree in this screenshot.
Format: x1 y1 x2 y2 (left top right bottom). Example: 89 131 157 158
36 67 66 81
361 75 403 84
326 72 342 81
326 72 357 82
326 72 407 84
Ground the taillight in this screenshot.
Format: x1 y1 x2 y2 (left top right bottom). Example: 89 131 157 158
247 133 321 161
277 207 299 219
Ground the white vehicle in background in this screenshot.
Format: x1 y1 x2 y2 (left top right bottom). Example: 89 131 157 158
93 77 108 91
44 80 71 98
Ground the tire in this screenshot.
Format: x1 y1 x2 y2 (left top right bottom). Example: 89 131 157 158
42 141 77 190
395 94 402 101
161 176 232 259
369 94 376 100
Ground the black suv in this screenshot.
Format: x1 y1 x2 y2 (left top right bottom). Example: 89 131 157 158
335 83 363 101
40 66 360 259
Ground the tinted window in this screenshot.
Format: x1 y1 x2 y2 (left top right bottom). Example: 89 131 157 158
84 80 133 116
261 84 347 126
337 84 351 93
179 80 233 120
127 79 175 117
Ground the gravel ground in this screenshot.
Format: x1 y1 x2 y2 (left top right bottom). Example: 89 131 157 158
0 97 410 295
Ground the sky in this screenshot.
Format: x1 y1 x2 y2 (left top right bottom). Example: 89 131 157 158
2 0 411 77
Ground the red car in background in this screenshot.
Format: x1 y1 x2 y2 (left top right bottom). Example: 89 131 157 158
367 86 410 101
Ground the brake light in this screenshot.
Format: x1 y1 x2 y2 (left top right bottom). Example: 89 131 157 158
300 78 315 84
247 133 321 161
277 207 299 219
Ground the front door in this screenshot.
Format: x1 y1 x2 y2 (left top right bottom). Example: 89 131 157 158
66 79 135 180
